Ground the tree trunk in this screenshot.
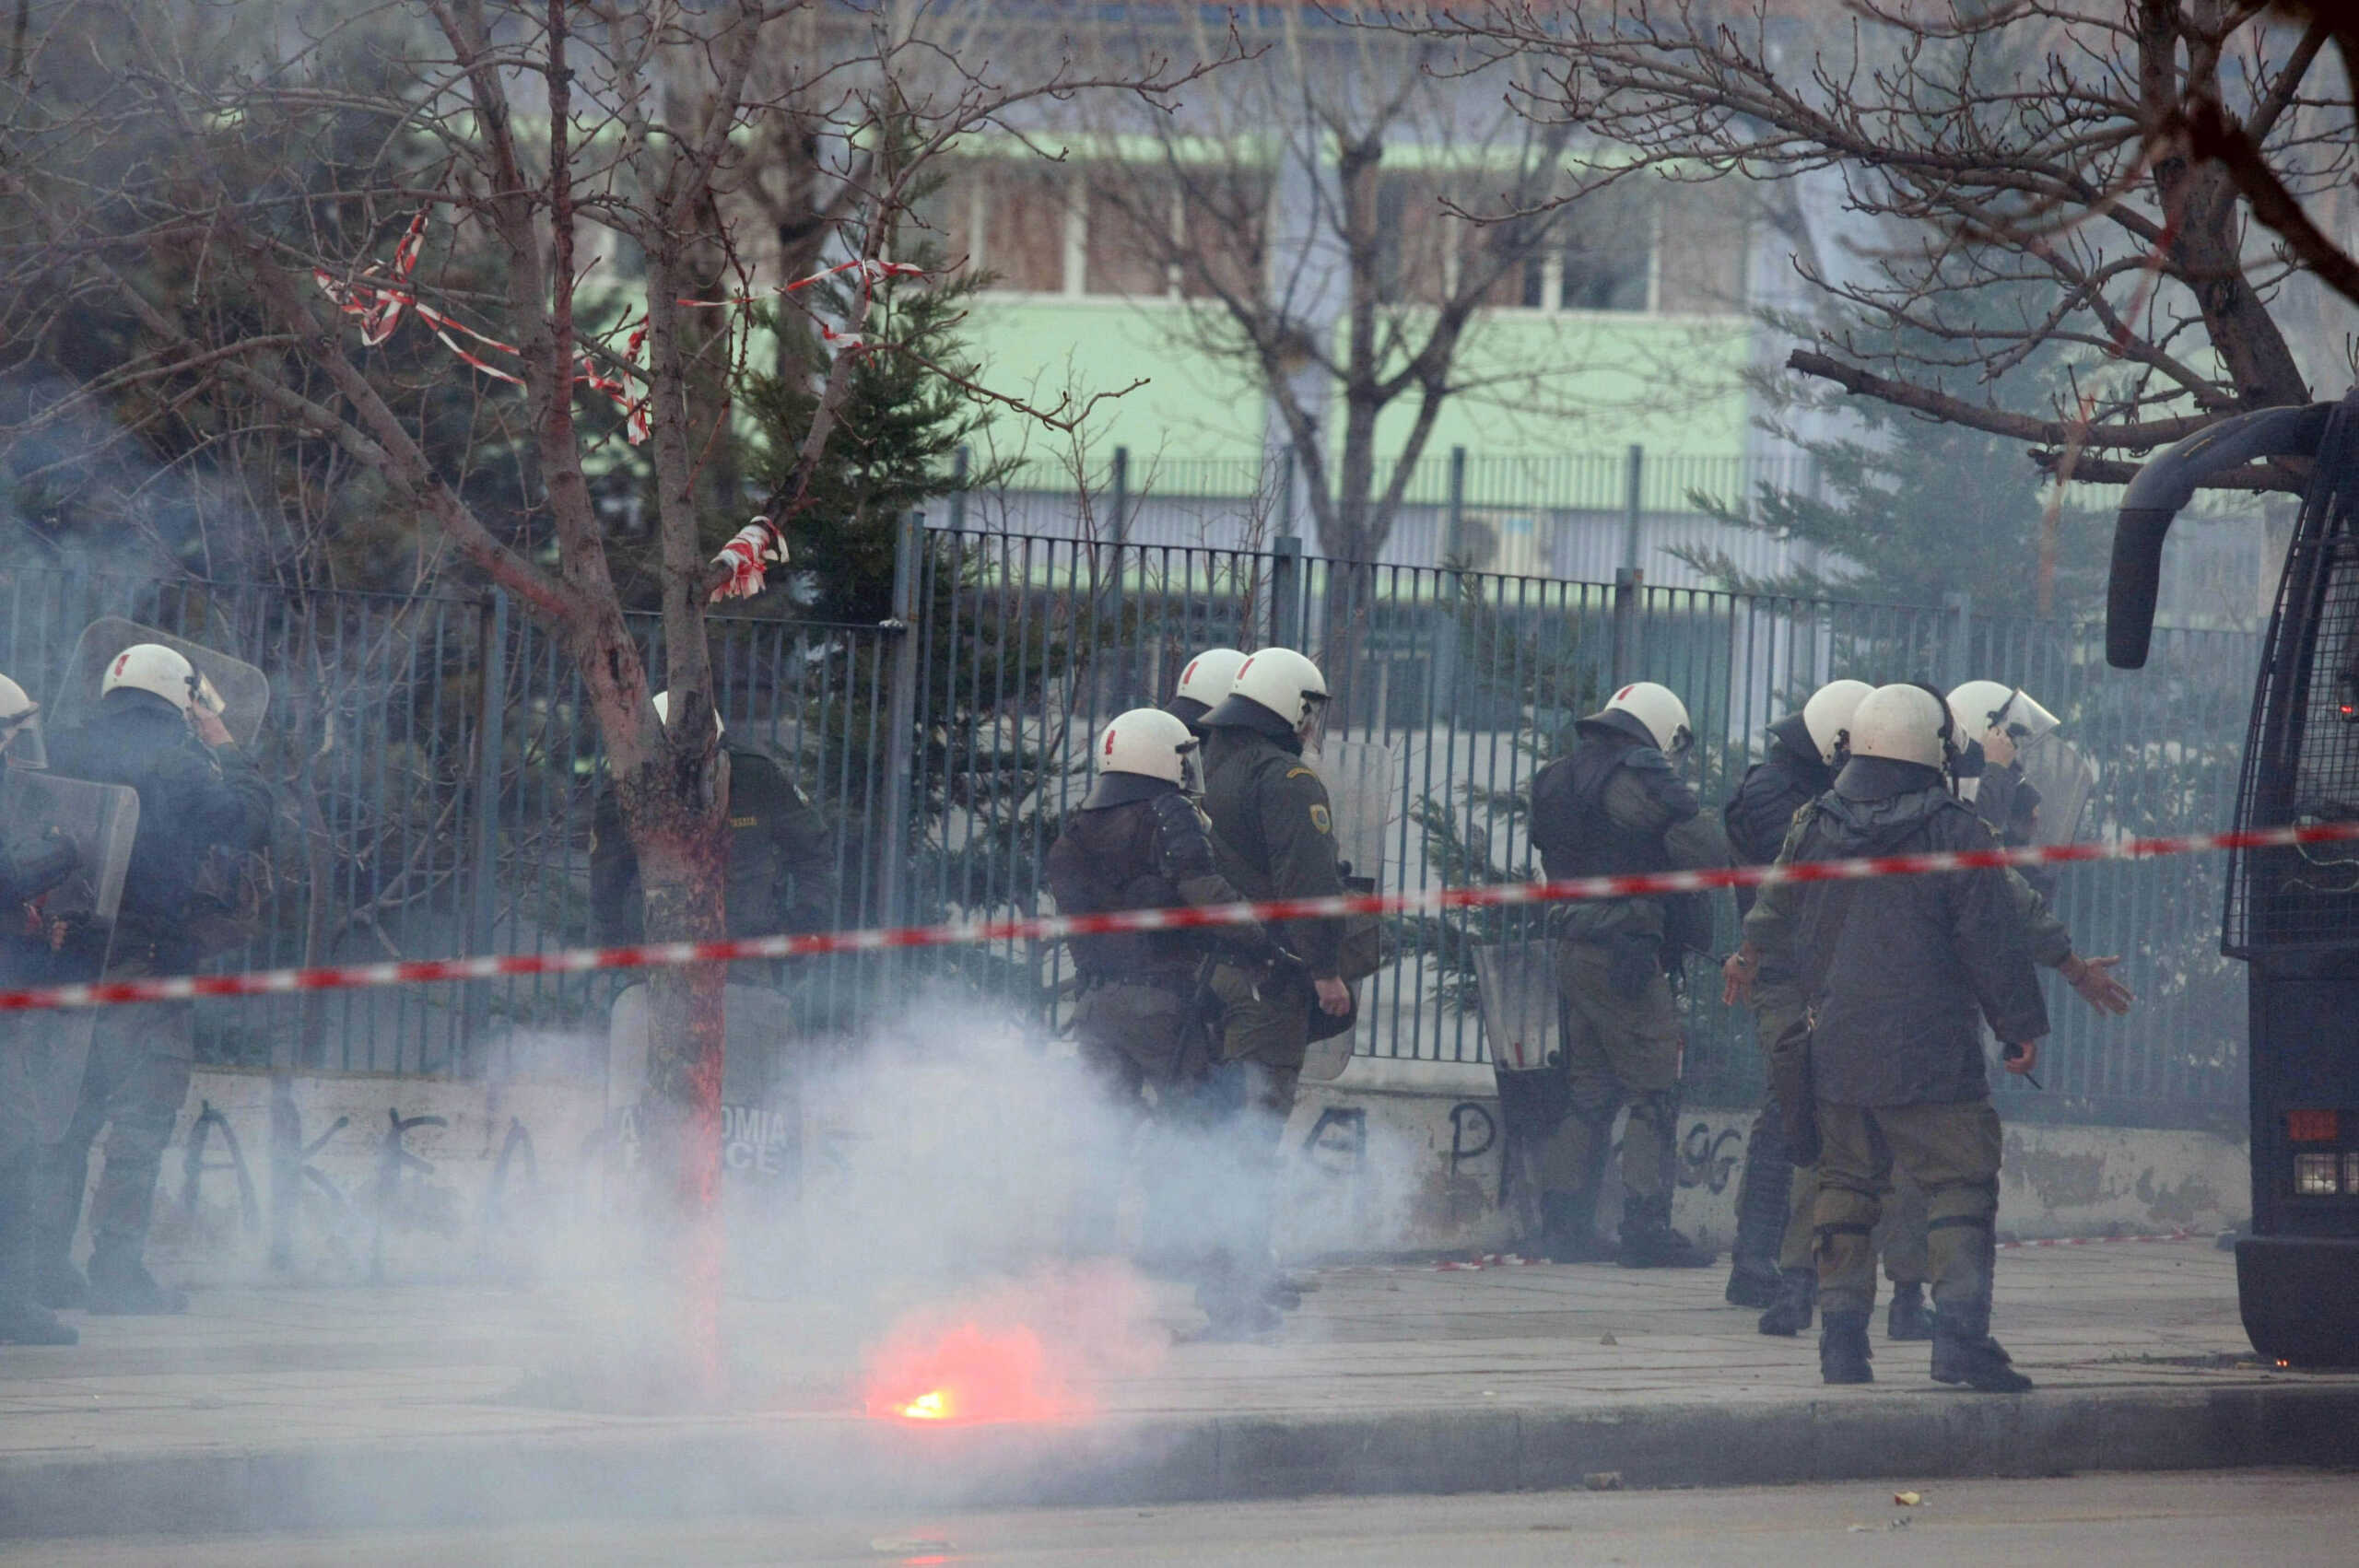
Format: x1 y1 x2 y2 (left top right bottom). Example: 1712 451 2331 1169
619 806 730 1395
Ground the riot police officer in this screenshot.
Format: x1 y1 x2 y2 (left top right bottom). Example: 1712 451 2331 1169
1196 648 1350 1333
37 645 273 1315
590 693 840 947
0 675 77 1343
1720 679 1872 1311
1165 648 1246 736
1525 682 1730 1269
1044 708 1269 1272
1738 684 2045 1391
1842 679 2130 1341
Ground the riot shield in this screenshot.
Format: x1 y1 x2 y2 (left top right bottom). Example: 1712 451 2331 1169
607 981 803 1192
1473 940 1566 1246
48 618 271 748
0 769 138 1141
1472 941 1559 1073
1313 739 1399 886
2015 733 2098 846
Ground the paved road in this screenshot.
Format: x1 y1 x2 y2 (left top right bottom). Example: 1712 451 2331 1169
12 1469 2355 1567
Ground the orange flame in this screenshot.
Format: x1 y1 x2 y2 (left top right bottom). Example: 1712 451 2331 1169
863 1321 1082 1425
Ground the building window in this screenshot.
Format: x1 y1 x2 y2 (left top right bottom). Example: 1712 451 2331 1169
1374 172 1456 306
1520 183 1653 312
967 163 1071 295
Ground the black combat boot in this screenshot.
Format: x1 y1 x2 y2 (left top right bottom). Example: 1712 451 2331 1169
1931 1327 2034 1392
1886 1280 1934 1340
1818 1309 1873 1385
1725 1265 1781 1308
1617 1195 1716 1270
85 1246 188 1316
0 1304 77 1346
1539 1192 1616 1263
1757 1268 1816 1336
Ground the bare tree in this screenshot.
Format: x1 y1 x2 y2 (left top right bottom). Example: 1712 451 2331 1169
0 0 1216 1390
1412 1 2359 494
1060 8 1670 689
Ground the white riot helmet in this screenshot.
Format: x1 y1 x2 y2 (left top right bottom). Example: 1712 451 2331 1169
1097 708 1199 787
1221 647 1329 732
1801 679 1874 768
1171 648 1246 712
101 642 205 712
1848 684 1954 770
650 690 724 736
1599 681 1693 757
1946 680 2060 747
0 673 41 768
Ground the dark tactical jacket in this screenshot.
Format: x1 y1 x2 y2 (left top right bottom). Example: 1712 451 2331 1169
1723 712 1834 923
1046 778 1263 988
1528 716 1728 949
1200 712 1346 977
43 690 272 963
1962 752 2056 900
1743 756 2048 1107
592 745 840 943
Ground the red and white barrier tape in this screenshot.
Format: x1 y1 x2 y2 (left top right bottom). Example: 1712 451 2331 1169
6 819 2357 1014
313 211 928 444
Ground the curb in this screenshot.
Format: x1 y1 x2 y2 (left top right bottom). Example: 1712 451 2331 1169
3 1383 2357 1539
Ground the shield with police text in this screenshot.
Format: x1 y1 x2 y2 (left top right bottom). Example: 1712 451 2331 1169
0 768 139 1141
48 618 272 748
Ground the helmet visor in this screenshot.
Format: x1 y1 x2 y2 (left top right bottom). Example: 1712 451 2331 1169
0 706 43 770
1179 737 1205 796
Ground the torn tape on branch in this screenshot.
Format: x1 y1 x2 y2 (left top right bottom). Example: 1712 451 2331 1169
707 517 789 603
312 210 929 447
4 820 2355 1014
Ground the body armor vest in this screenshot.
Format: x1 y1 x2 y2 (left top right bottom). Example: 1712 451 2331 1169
1530 737 1678 883
1046 798 1195 983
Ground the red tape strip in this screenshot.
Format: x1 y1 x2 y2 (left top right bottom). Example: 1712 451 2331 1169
5 820 2354 1013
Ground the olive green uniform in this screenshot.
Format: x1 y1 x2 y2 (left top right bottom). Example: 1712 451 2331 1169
1767 864 2075 1285
592 747 839 949
1528 740 1730 1251
1196 717 1344 1319
1741 766 2048 1339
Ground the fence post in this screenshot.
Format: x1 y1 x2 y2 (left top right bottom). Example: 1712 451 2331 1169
1621 442 1645 574
1941 590 1974 687
1444 445 1467 566
1612 567 1643 688
1271 533 1304 650
874 510 923 930
463 589 508 1061
1109 445 1130 545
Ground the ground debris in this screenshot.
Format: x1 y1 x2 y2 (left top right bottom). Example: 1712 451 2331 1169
1583 1471 1624 1492
1894 1491 1922 1506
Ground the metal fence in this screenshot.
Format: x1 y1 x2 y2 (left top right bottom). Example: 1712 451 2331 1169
1 530 2261 1129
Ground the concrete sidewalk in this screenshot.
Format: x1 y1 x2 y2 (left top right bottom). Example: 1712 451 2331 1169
1 1242 2353 1539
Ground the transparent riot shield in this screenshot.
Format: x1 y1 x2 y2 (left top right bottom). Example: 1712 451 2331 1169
1472 942 1560 1073
1473 940 1566 1246
1313 739 1399 887
2016 734 2098 846
1296 739 1402 1083
0 769 139 1141
48 618 271 748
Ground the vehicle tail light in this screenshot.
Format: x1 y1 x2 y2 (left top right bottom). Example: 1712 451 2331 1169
2287 1109 2340 1142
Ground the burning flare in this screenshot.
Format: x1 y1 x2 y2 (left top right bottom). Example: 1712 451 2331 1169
863 1321 1082 1426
